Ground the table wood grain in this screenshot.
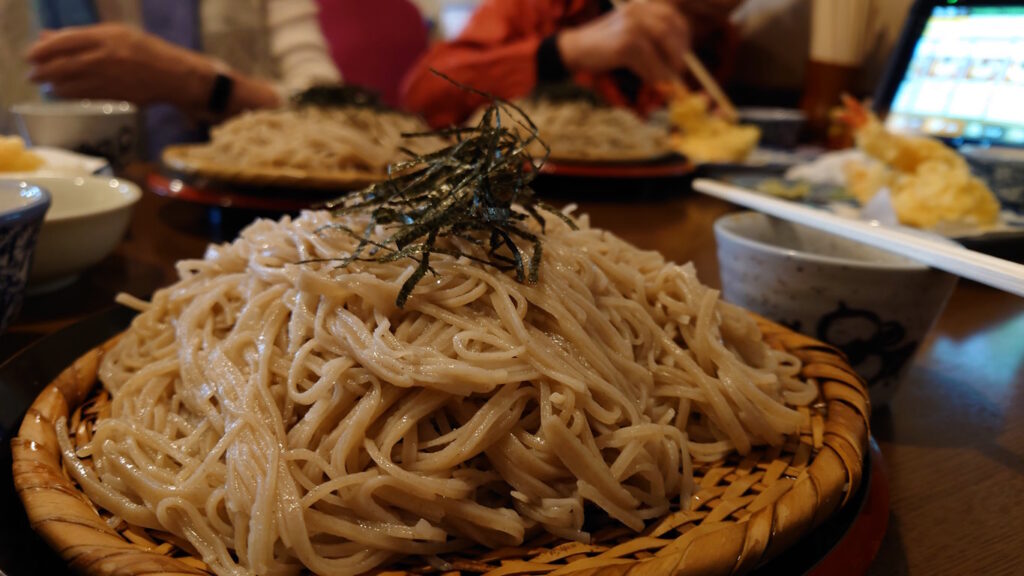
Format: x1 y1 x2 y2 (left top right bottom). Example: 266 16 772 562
1 167 1021 575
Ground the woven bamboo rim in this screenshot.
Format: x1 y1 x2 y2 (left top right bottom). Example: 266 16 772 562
162 145 385 191
12 315 869 576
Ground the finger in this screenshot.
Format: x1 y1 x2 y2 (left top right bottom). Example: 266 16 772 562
25 26 105 63
626 36 676 83
637 4 690 73
47 78 108 100
28 49 106 83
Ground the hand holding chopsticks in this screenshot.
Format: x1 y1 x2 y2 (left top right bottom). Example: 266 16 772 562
558 1 692 85
607 0 738 122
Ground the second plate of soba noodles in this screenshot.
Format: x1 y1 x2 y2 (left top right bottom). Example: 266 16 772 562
162 86 449 190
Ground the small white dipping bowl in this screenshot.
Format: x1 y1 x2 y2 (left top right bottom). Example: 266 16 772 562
10 100 139 165
715 211 957 406
0 176 141 292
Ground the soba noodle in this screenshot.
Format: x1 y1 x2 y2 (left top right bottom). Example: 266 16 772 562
186 107 447 174
471 100 669 161
59 207 816 576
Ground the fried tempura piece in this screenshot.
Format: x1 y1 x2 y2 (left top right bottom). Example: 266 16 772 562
666 89 759 163
0 136 44 172
839 96 1000 229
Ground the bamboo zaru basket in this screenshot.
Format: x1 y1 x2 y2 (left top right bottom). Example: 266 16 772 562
12 316 869 576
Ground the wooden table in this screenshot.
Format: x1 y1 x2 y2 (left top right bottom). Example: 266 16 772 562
2 169 1022 575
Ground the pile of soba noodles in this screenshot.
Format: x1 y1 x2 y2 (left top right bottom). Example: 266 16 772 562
469 99 669 162
181 106 447 175
518 99 669 160
60 206 816 575
62 103 816 574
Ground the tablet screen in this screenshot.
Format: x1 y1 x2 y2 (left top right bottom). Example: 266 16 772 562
884 5 1024 147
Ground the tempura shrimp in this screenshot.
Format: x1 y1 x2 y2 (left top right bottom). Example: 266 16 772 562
838 96 1000 229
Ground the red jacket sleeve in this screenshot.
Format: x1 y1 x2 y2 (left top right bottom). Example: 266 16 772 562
401 0 563 128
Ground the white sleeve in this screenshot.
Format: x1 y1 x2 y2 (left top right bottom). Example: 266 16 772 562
0 0 40 134
265 0 342 97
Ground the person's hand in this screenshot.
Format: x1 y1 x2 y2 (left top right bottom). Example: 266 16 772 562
557 2 691 83
25 23 216 109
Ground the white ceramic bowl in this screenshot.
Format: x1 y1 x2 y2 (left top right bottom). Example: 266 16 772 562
0 181 50 333
0 176 141 292
715 211 957 406
10 100 139 166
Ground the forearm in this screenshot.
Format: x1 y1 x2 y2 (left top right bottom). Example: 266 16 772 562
23 23 284 119
173 53 282 120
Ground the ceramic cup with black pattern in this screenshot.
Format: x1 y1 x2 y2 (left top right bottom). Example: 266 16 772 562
714 211 958 407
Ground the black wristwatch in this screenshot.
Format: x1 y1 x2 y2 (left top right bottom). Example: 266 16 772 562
537 34 570 84
207 71 234 115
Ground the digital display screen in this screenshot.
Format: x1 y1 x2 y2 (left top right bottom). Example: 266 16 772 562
885 6 1024 146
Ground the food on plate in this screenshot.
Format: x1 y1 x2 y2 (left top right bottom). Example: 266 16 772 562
167 86 447 178
0 135 44 172
55 103 816 576
757 178 812 200
666 88 761 163
470 86 670 162
839 96 1000 229
180 108 443 175
517 100 669 161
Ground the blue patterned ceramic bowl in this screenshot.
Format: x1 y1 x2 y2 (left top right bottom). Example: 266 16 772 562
0 181 50 335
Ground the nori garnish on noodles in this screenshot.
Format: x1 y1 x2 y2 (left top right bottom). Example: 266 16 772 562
314 73 576 308
529 82 606 106
292 84 388 110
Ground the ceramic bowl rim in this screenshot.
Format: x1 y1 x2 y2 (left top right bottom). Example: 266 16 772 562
0 182 51 227
737 107 807 122
959 144 1024 164
0 176 140 224
715 211 931 272
10 100 137 117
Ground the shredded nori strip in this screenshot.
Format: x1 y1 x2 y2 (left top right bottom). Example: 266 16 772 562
529 82 606 106
292 85 390 111
316 73 576 308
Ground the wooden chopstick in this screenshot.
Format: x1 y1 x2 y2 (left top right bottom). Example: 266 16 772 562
682 51 738 122
693 178 1024 298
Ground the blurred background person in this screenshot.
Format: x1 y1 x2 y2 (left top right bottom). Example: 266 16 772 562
729 0 915 102
0 1 40 135
401 0 741 127
5 0 340 157
728 0 914 139
316 0 429 107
